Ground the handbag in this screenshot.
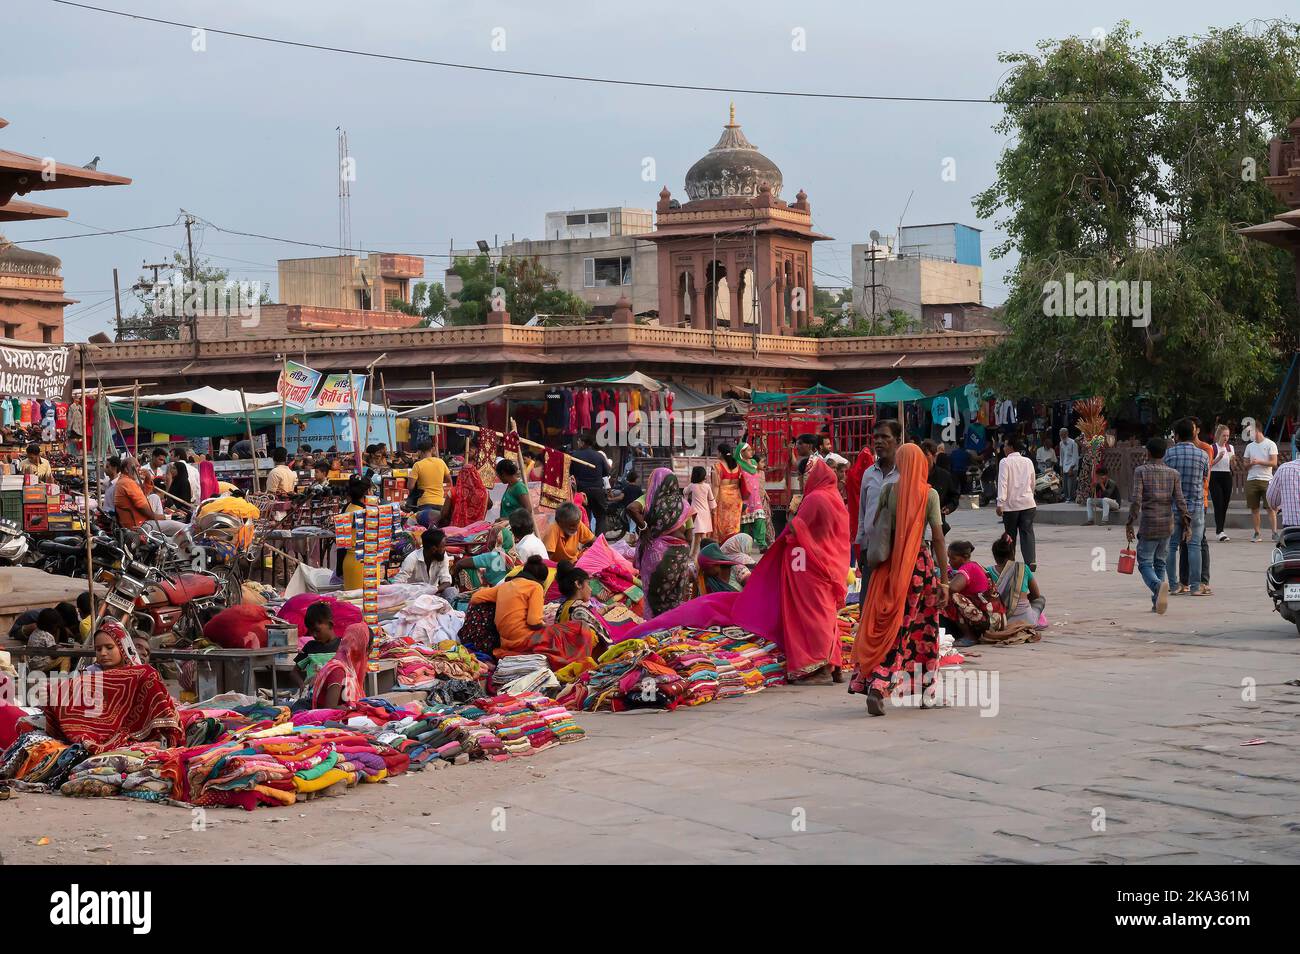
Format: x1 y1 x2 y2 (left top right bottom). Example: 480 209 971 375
865 484 895 568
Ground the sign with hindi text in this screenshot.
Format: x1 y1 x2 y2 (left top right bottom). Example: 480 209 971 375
277 360 322 410
0 342 74 401
315 372 365 412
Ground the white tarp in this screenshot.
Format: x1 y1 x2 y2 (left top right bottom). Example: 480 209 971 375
108 386 281 415
399 380 544 420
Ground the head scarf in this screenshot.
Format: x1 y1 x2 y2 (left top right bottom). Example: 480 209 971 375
636 468 689 565
199 459 220 500
91 618 141 666
720 532 758 565
636 468 693 616
855 443 932 674
451 464 490 526
311 622 370 709
735 441 759 475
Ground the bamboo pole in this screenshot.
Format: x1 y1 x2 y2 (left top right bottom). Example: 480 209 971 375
424 419 596 468
280 354 289 451
79 346 94 619
239 389 261 493
379 371 394 451
429 371 438 455
347 370 362 472
132 379 139 456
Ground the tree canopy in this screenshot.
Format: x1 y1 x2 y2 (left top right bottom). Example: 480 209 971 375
435 254 589 326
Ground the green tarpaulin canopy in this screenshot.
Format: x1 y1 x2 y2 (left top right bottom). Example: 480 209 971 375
867 377 927 403
750 383 841 404
109 403 298 438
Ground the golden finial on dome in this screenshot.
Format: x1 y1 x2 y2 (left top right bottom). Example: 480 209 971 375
728 101 736 127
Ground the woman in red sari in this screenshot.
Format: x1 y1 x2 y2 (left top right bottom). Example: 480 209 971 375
312 622 370 709
450 463 490 526
620 457 850 681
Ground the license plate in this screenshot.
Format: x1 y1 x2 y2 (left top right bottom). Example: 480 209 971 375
1284 583 1300 602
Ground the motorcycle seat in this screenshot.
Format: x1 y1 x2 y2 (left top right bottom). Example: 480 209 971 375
160 573 219 604
37 539 83 556
1277 527 1300 553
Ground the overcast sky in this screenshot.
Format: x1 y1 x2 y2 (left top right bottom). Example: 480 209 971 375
4 0 1296 339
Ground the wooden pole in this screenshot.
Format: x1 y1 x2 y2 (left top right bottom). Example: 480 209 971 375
347 370 362 472
379 371 394 451
429 370 438 455
239 388 261 493
279 354 289 451
132 379 139 456
364 372 376 452
79 346 94 619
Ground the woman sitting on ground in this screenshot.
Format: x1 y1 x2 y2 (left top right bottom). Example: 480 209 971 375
310 622 370 709
986 534 1047 634
86 619 142 672
555 561 612 656
941 539 1004 648
471 555 597 670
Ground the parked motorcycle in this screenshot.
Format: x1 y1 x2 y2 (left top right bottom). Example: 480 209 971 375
1034 467 1063 504
0 519 30 566
1266 527 1300 636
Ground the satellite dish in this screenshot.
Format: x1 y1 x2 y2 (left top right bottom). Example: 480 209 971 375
869 229 881 243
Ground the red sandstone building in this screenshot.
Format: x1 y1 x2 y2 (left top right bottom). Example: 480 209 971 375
0 117 130 342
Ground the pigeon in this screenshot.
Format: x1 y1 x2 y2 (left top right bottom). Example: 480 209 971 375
83 156 100 170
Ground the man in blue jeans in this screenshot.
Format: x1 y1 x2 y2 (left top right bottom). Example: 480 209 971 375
1126 437 1190 614
1163 418 1210 596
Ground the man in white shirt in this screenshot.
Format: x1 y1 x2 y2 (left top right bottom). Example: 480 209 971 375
266 447 299 495
855 419 901 583
507 509 549 563
1057 427 1079 502
392 528 456 599
1243 427 1280 542
100 455 120 517
996 433 1039 570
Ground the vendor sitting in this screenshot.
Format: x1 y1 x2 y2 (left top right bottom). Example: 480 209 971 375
542 502 595 563
392 527 457 600
310 623 371 710
555 561 612 656
87 620 141 672
509 509 548 563
471 556 598 669
451 523 516 589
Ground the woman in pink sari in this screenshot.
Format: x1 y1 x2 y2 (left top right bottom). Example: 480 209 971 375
622 457 849 680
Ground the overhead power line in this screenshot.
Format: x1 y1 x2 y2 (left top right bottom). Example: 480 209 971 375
47 0 1300 107
10 223 180 244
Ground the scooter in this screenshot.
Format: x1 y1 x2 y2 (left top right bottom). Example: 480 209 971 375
1034 467 1063 504
0 519 30 566
1266 527 1300 636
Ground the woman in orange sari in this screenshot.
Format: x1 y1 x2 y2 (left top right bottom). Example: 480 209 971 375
850 442 949 715
710 443 743 542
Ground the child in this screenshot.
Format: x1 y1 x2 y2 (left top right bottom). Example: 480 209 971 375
76 591 94 641
509 508 549 563
555 560 611 654
686 465 715 545
293 600 338 681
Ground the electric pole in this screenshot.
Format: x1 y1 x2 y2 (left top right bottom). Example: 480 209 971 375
112 267 122 341
183 212 199 356
132 260 172 340
863 245 884 334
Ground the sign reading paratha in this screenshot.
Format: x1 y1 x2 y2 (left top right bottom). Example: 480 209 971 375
0 342 73 401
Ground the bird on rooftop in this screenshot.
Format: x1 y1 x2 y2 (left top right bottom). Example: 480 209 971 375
83 156 100 170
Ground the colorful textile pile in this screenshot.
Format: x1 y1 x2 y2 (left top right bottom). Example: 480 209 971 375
475 692 585 754
558 626 785 713
373 635 483 688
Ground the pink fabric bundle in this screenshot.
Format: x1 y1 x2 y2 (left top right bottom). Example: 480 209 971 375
279 594 364 639
576 535 636 591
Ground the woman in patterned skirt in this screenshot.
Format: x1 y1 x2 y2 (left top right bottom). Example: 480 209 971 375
849 442 949 716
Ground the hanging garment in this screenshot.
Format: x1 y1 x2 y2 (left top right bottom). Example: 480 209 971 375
541 448 571 509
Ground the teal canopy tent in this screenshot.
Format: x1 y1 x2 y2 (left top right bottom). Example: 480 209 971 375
108 403 288 438
867 377 926 404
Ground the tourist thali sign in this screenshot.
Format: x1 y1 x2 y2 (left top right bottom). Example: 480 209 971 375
0 341 74 401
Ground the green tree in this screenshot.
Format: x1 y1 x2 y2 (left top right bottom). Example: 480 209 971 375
119 252 269 341
974 20 1300 418
800 307 917 338
443 254 588 326
393 280 450 327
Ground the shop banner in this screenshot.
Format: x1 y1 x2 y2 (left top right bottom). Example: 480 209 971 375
0 341 74 401
277 360 322 410
315 372 365 412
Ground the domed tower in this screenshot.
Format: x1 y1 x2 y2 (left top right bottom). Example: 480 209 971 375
647 105 828 336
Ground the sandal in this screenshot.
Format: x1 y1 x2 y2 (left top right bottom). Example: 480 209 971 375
1194 587 1212 595
865 689 887 717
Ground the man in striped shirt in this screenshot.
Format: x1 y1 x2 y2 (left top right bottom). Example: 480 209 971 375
1126 437 1190 614
1266 454 1300 529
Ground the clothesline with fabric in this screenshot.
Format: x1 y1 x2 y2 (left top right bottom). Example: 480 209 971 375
425 419 596 468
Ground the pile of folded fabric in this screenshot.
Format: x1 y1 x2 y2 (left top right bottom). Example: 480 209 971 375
60 747 157 798
491 653 548 691
475 692 586 754
557 638 687 712
837 606 859 663
0 731 86 789
374 635 483 688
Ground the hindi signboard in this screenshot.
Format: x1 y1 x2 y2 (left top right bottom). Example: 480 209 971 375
277 360 322 410
0 342 74 401
315 373 365 412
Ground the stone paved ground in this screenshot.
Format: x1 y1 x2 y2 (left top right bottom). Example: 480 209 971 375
4 508 1299 865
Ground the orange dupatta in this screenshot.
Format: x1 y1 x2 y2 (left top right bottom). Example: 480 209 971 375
854 442 932 674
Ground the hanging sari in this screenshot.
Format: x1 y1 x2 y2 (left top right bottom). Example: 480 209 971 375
636 467 693 618
852 443 940 696
736 441 769 549
311 623 369 709
713 460 743 541
619 459 850 677
451 465 490 526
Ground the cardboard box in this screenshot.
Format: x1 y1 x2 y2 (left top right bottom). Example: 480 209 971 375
22 487 46 504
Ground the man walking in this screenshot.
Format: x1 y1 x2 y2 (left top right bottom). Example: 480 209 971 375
855 419 900 588
996 433 1038 570
1180 417 1214 592
1164 419 1210 596
1058 427 1079 503
1126 438 1190 614
1242 425 1279 542
1266 451 1300 530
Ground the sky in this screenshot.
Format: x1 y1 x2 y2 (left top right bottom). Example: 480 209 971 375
4 0 1297 340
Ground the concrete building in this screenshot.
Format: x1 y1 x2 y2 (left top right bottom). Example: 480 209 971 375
851 223 986 331
278 252 423 313
446 207 659 317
